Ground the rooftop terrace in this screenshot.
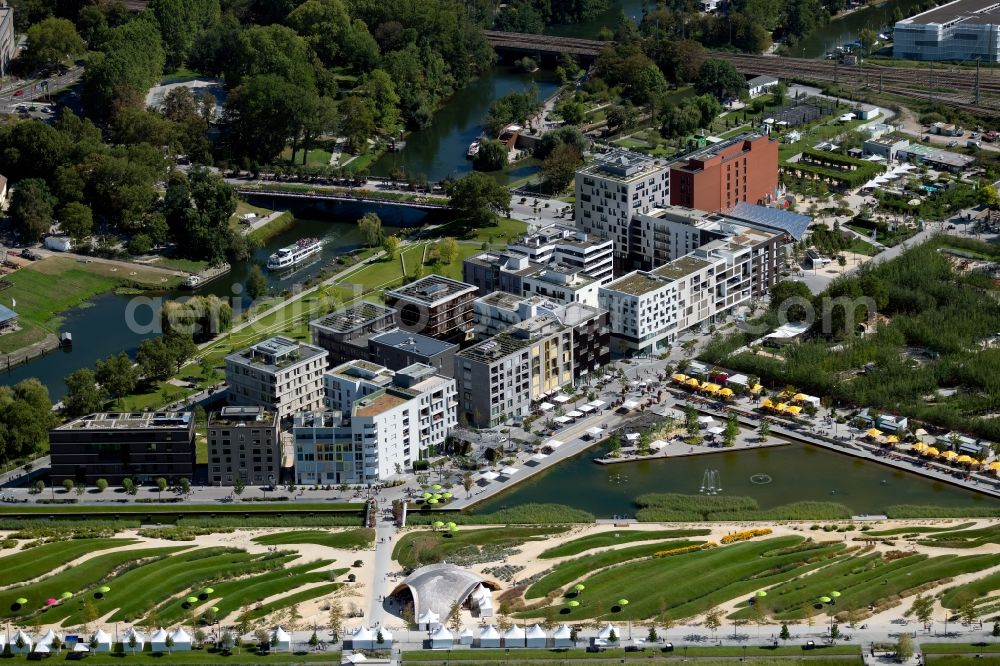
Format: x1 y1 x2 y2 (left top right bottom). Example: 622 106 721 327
311 302 396 333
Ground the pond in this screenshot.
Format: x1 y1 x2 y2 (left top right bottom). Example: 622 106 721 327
472 440 998 517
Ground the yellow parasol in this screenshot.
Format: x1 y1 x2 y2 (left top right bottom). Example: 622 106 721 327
793 393 809 403
941 450 958 460
672 373 688 383
719 388 735 398
761 398 774 409
924 447 940 456
750 384 763 394
989 462 1000 471
703 384 720 394
911 442 928 452
686 378 700 388
956 454 975 464
865 428 883 438
787 405 802 415
775 403 788 412
885 435 899 444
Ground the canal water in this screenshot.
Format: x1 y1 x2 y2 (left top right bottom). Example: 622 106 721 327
472 440 998 516
371 67 560 183
795 0 928 59
0 210 439 401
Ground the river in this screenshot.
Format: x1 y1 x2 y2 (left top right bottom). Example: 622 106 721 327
371 67 560 183
795 0 928 59
0 210 440 401
472 440 997 517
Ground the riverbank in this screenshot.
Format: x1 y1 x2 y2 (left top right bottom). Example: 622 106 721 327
0 256 182 357
594 437 790 464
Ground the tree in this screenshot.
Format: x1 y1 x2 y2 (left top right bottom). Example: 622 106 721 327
959 597 980 627
382 235 401 261
156 477 168 499
473 139 508 171
437 238 459 265
779 622 790 641
647 625 658 642
555 98 586 125
247 265 268 300
911 594 934 629
358 213 384 247
608 434 622 457
340 95 377 153
95 352 138 403
685 406 700 437
448 601 462 632
695 59 747 102
127 634 138 655
447 173 511 228
660 101 702 139
64 368 105 417
723 414 739 447
860 28 878 56
771 82 788 107
96 478 108 493
542 143 584 193
25 17 85 70
758 419 771 440
180 478 191 495
977 184 1000 210
164 633 174 654
10 178 56 242
57 202 93 243
704 608 722 637
164 168 239 264
463 472 474 497
606 102 638 133
136 337 179 383
122 478 136 495
608 628 618 644
328 601 344 639
233 477 246 496
896 632 914 661
62 478 74 494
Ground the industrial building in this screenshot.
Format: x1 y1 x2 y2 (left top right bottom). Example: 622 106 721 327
894 0 1000 62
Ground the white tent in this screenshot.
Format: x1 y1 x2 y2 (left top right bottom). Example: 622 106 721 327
620 400 639 411
429 626 453 649
459 627 474 645
479 471 499 482
529 452 548 463
542 439 563 449
478 625 501 648
586 426 603 437
417 608 441 630
170 627 193 652
73 643 90 653
597 624 619 642
649 439 667 451
588 399 607 409
499 467 519 477
539 402 554 412
578 403 595 413
349 626 374 650
525 624 547 648
92 629 113 653
566 410 583 419
471 583 493 618
624 432 640 442
373 626 393 649
12 630 33 654
123 628 145 652
36 629 59 647
698 416 717 426
503 625 525 648
150 628 169 652
31 643 49 654
342 654 368 665
553 624 574 648
554 415 572 425
272 626 291 652
707 426 725 435
551 394 570 404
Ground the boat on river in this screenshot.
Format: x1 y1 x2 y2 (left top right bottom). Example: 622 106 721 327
266 238 323 271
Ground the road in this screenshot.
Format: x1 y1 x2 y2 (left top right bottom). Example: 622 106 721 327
0 65 84 114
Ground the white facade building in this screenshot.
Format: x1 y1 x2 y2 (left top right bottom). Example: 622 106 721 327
507 223 614 284
894 0 1000 63
225 337 328 419
575 149 672 264
295 363 456 484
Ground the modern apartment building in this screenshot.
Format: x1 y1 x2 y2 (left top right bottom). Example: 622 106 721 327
295 363 457 484
599 224 780 354
0 3 14 77
455 316 573 428
575 149 672 264
383 275 478 342
49 412 195 485
310 301 397 367
463 251 601 306
894 0 1000 62
506 223 614 284
669 134 779 212
472 292 610 380
207 406 280 486
323 359 396 412
225 336 328 419
368 329 458 378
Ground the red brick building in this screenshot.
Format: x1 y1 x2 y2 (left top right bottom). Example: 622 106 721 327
669 134 778 213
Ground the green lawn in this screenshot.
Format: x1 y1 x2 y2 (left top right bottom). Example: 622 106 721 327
525 539 706 599
922 645 1000 655
151 257 210 273
402 649 860 663
539 529 711 559
865 523 975 537
733 551 1000 621
431 217 527 245
245 581 342 620
0 538 137 586
940 569 1000 609
915 524 1000 548
393 526 567 570
524 537 851 621
252 529 374 549
1 546 186 620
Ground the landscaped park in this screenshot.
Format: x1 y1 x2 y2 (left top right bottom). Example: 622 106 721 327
5 515 1000 663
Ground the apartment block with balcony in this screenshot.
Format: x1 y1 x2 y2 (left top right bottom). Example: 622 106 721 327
574 149 672 265
295 363 456 484
225 336 328 419
309 301 397 367
383 275 478 343
207 406 280 486
507 223 615 284
455 316 573 428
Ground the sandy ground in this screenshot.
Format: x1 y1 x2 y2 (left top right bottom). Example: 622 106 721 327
4 519 1000 639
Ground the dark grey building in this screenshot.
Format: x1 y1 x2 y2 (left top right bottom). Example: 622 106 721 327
368 329 459 377
310 301 398 367
384 275 478 342
208 406 280 486
49 412 195 485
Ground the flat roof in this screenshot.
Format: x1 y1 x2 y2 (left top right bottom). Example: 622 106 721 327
901 0 1000 25
385 275 477 305
209 406 275 428
725 202 811 240
578 149 669 183
653 255 713 280
311 301 395 333
685 133 767 162
354 389 409 417
369 329 457 357
56 412 192 431
901 143 976 168
603 271 673 297
476 291 525 310
459 317 567 364
227 336 327 371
